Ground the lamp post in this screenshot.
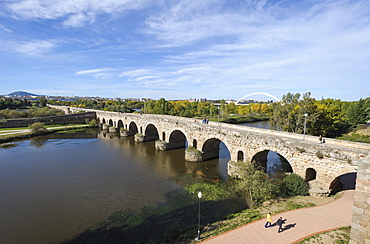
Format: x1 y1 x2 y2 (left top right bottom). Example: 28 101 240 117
196 191 202 241
218 106 220 127
303 113 308 141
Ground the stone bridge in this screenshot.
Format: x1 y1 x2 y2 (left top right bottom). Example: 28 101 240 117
50 105 369 195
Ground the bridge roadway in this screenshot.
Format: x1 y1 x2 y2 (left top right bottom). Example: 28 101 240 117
49 105 370 194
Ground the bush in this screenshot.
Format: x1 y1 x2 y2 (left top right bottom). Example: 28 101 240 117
185 182 234 201
316 151 324 159
231 162 279 207
85 119 97 127
280 173 308 197
28 122 46 134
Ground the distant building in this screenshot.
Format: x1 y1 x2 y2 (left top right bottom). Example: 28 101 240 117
188 98 207 102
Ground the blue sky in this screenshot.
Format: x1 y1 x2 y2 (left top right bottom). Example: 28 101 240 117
0 0 369 101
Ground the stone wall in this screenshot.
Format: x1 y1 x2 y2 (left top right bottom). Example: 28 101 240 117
0 112 96 128
350 160 370 244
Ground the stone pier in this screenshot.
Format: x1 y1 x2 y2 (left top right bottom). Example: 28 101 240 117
350 160 370 244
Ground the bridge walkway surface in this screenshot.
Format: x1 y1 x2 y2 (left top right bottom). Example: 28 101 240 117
201 190 354 244
199 121 370 151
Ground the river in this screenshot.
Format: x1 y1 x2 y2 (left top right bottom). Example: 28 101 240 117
0 129 230 244
239 120 270 129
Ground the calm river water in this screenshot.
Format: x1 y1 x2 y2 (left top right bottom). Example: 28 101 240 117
0 129 230 244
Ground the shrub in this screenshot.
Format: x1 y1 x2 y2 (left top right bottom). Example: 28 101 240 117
231 162 279 207
85 119 97 127
280 173 308 197
185 182 234 201
316 151 324 159
28 122 46 134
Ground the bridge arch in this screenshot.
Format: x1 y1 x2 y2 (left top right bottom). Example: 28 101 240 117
251 149 293 178
201 138 231 161
128 122 139 134
117 120 124 129
305 168 317 182
236 92 280 104
108 119 114 126
168 130 187 149
237 151 244 161
329 172 357 196
193 139 197 149
144 124 159 141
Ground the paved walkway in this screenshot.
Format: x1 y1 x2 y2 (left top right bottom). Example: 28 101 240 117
202 190 354 244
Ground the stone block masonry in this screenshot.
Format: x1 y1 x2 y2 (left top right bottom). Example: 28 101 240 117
350 160 370 244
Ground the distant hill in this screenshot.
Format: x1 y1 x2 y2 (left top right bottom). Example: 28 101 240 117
8 91 39 96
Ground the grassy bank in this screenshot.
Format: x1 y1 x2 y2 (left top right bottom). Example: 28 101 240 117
298 226 350 244
223 115 269 124
337 128 370 144
0 124 90 144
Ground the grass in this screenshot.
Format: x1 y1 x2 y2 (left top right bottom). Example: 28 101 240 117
298 226 351 244
0 127 29 131
0 124 86 131
336 127 370 144
0 124 90 143
337 133 370 144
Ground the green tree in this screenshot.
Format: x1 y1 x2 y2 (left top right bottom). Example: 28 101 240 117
270 92 316 133
346 98 369 127
38 97 47 107
310 99 350 137
232 162 278 207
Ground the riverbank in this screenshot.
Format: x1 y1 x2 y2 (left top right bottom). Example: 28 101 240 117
0 124 91 145
222 115 269 124
61 178 341 244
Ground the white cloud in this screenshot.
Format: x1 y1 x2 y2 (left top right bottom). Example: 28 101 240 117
2 0 370 101
135 75 161 81
119 69 150 77
0 24 12 32
63 13 91 28
14 40 55 56
6 0 152 27
173 66 213 74
76 68 115 75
